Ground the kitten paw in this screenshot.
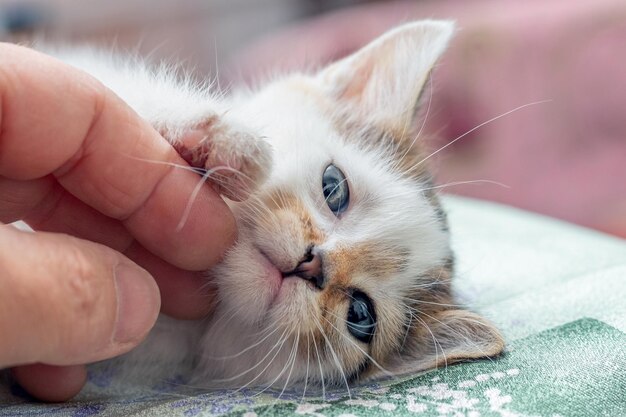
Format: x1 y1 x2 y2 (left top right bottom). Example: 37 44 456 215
171 116 272 201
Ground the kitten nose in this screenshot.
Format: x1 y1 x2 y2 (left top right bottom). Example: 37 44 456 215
294 249 325 290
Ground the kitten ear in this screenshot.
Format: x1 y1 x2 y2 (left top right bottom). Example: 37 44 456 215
366 309 504 380
317 20 455 130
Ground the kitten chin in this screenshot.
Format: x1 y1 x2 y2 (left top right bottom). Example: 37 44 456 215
55 19 504 392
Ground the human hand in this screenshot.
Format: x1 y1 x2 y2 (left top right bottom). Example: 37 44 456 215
0 44 237 401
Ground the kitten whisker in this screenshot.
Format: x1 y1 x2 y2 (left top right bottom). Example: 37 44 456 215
321 312 394 379
399 298 467 309
212 37 222 95
123 155 201 173
202 303 247 337
406 99 552 175
312 315 352 399
421 179 510 192
392 73 435 171
276 332 301 399
401 310 414 349
311 324 327 401
122 156 248 231
176 165 244 231
318 178 349 212
404 277 454 290
375 178 508 204
302 330 311 401
234 327 294 393
251 330 299 399
413 313 447 369
212 327 288 383
204 322 283 360
243 193 275 220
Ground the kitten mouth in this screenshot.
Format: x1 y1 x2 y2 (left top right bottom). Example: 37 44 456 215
255 248 283 295
280 267 324 290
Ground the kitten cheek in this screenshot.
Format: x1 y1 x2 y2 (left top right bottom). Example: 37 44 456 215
213 244 283 324
272 278 311 318
255 248 283 296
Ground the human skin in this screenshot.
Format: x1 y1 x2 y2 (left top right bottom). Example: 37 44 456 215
0 44 237 401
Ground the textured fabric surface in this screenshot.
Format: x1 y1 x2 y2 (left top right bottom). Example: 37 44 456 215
1 196 625 416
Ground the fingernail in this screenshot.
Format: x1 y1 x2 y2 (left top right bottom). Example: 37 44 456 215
113 264 160 344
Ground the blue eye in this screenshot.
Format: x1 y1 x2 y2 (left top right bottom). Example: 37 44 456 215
322 164 349 215
347 291 376 343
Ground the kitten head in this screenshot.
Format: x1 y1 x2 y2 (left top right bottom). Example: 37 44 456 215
202 20 503 389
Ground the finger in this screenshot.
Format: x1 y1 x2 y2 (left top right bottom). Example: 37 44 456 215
0 43 236 271
0 176 56 224
125 242 217 319
0 226 160 368
11 364 86 402
0 179 216 319
0 176 132 251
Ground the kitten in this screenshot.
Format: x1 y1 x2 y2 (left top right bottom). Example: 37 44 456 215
51 20 504 392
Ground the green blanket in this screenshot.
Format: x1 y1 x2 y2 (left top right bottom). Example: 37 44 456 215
2 197 625 416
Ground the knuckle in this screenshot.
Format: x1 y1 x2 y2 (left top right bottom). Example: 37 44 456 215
54 238 107 320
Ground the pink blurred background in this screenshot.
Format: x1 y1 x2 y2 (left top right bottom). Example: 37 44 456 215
2 0 625 237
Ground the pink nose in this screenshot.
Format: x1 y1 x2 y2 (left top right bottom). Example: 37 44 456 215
294 251 325 289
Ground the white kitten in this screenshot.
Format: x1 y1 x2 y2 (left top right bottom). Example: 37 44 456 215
48 20 503 392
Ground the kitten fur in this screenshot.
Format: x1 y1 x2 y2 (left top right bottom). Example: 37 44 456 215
47 20 504 392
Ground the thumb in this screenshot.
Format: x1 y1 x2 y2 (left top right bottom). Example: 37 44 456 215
0 225 160 367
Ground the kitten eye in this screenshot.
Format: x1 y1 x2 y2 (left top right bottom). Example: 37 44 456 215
322 164 349 215
347 291 376 343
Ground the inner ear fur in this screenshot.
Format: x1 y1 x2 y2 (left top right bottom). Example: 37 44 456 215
363 308 504 381
316 20 455 133
424 309 505 361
